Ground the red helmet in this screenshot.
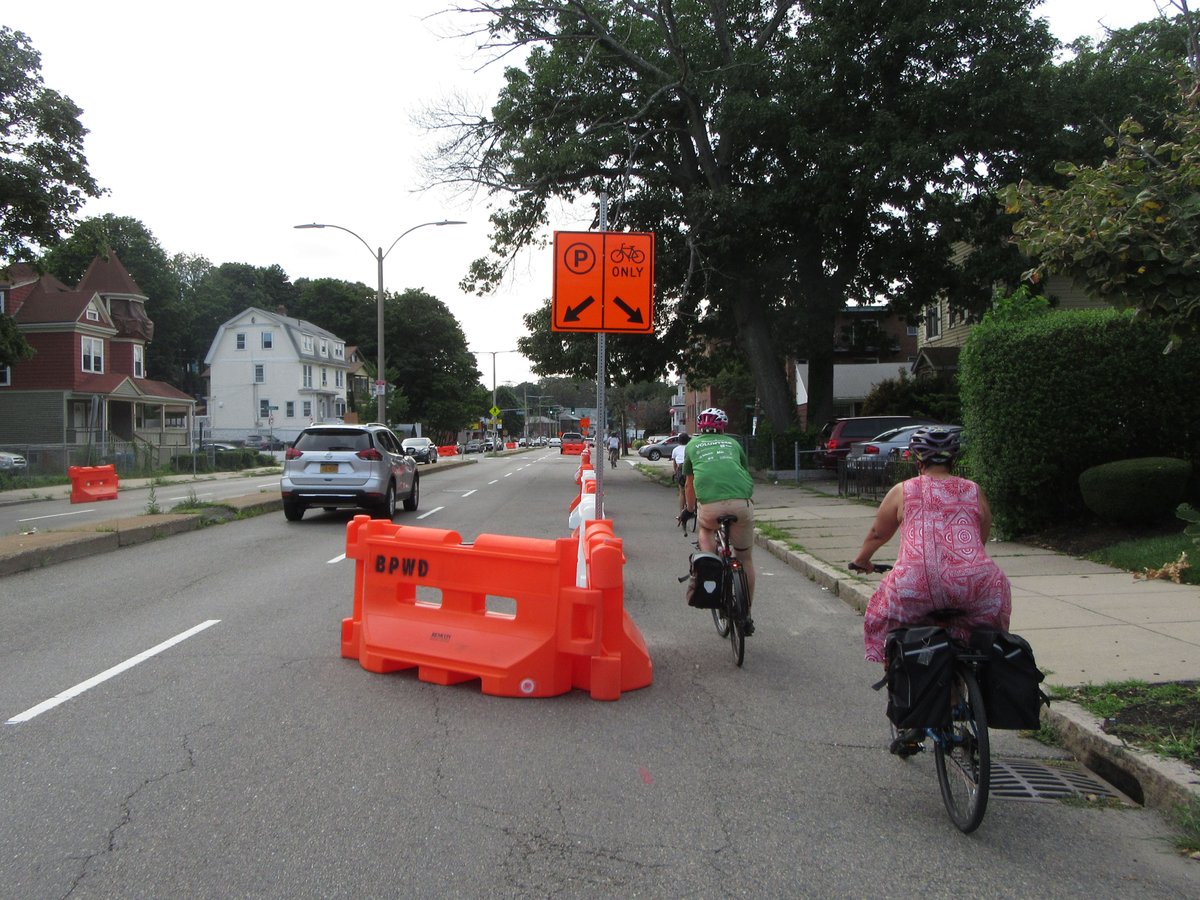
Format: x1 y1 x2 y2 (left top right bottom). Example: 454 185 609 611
696 408 728 433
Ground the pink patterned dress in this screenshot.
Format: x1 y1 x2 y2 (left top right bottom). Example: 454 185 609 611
863 475 1011 663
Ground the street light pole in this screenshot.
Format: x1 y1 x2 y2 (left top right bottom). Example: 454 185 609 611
295 219 465 425
473 349 521 454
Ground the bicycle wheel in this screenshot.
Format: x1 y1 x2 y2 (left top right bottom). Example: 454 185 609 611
933 666 990 833
712 594 731 637
727 563 748 667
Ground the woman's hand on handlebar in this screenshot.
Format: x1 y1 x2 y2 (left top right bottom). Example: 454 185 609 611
849 560 893 574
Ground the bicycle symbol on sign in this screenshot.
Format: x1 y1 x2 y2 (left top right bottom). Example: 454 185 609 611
609 242 646 265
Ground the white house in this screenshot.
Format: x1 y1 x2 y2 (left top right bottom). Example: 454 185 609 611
203 307 349 442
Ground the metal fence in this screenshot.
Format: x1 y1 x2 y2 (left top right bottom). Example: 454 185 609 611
837 456 977 501
0 438 212 490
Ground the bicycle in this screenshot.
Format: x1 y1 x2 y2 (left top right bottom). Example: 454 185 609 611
608 444 619 468
681 510 750 666
850 562 991 833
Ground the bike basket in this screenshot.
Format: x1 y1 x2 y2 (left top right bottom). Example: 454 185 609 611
883 626 954 729
685 552 725 609
969 630 1049 730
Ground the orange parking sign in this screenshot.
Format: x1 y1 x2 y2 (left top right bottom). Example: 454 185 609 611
553 231 654 334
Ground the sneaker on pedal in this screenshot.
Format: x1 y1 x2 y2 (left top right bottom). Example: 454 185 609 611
743 617 755 636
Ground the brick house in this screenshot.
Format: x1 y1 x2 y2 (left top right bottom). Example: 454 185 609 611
0 257 195 466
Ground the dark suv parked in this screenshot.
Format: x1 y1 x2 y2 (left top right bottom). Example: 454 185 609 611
815 416 940 469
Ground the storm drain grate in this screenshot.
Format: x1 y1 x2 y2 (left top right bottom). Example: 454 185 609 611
989 760 1129 803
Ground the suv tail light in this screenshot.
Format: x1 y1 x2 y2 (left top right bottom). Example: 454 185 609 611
285 447 303 460
826 439 840 450
356 448 383 461
863 445 879 455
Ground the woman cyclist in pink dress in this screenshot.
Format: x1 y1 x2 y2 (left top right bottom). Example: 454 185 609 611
851 426 1011 664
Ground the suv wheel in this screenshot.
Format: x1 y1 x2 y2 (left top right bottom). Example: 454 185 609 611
283 499 306 522
375 482 396 519
403 473 420 511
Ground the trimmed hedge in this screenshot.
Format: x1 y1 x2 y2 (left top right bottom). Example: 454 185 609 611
959 309 1200 537
1078 457 1192 524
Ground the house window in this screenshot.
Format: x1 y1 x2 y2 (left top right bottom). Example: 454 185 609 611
134 346 144 378
924 304 942 340
0 366 9 387
165 413 186 428
319 339 328 357
907 324 918 337
335 370 344 388
86 306 99 321
301 334 314 354
236 332 247 350
333 343 345 360
286 401 295 417
254 364 265 383
82 336 104 373
302 400 312 418
321 367 328 387
262 331 273 350
302 365 313 388
259 399 270 419
0 289 6 313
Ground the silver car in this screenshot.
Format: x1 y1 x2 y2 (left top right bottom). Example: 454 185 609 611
845 424 962 470
0 450 27 473
280 424 418 521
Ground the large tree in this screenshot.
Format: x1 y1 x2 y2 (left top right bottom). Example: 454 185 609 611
0 28 103 262
1003 8 1200 344
426 1 1058 429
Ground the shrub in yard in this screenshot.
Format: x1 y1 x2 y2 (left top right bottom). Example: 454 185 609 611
1079 458 1192 524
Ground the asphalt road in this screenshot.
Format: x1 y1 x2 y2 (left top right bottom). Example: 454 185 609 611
0 452 1195 897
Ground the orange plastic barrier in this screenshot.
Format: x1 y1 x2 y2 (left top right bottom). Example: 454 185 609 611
562 440 585 456
505 442 517 450
340 516 652 700
68 465 119 503
437 445 459 457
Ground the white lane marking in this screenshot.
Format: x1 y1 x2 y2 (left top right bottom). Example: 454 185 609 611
327 553 347 564
6 619 222 725
418 506 444 519
165 492 214 502
488 480 499 485
463 489 477 498
18 509 93 523
504 472 514 477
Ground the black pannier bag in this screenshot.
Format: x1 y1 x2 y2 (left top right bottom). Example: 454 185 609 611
684 552 724 609
880 627 954 729
969 630 1049 730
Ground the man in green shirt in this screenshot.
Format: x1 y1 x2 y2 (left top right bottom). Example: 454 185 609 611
682 407 756 634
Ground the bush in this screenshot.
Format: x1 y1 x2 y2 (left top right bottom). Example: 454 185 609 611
959 309 1200 536
1079 458 1192 524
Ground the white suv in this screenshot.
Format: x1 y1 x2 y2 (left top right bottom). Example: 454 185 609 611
280 424 418 521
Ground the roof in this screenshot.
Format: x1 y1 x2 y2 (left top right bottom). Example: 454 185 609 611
76 373 194 403
12 280 112 328
911 346 961 374
77 254 145 298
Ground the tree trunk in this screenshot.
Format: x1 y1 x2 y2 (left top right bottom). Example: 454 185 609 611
731 281 794 433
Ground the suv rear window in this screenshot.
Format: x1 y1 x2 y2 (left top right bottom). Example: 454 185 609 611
295 429 372 452
561 432 584 442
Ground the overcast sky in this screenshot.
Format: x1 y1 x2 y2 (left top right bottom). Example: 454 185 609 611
7 1 1164 388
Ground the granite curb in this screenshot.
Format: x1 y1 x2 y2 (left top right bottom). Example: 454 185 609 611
753 532 1200 815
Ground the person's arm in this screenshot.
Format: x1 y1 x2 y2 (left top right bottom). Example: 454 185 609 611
852 481 904 570
977 484 994 544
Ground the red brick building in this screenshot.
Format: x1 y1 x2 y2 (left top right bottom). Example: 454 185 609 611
0 256 195 466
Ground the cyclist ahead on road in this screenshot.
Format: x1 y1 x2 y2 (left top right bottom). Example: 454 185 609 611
670 432 691 514
681 408 756 634
851 426 1011 664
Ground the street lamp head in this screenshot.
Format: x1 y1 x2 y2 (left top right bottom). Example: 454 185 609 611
436 220 467 226
293 223 326 229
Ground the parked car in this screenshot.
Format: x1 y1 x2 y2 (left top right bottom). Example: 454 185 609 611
638 434 686 461
401 437 439 464
815 416 941 469
0 450 28 472
199 441 240 452
845 424 962 469
548 436 562 448
464 439 485 453
280 423 418 521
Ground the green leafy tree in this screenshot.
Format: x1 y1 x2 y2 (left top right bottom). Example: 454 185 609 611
0 28 103 262
1003 8 1200 346
0 315 35 369
426 1 1061 432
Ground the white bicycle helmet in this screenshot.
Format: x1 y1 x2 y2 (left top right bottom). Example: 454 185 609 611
696 408 729 433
